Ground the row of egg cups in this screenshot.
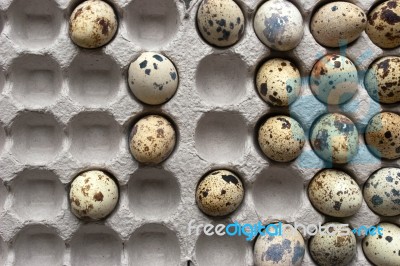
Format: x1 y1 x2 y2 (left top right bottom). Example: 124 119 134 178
68 0 399 51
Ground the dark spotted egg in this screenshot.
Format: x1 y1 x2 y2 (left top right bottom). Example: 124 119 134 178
363 223 400 266
365 56 400 104
310 54 358 105
310 113 359 164
254 0 304 51
366 0 400 49
197 0 245 47
196 170 244 216
128 52 178 105
254 224 305 266
365 112 400 160
364 167 400 216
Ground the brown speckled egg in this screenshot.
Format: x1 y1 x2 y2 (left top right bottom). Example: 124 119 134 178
310 54 358 105
129 115 176 164
70 170 119 221
311 2 367 47
365 56 400 104
363 223 400 266
196 170 244 216
256 58 301 106
69 0 118 48
366 0 400 49
308 169 362 217
258 116 305 162
310 222 356 266
365 112 400 160
254 0 304 51
363 167 400 216
254 224 305 266
197 0 245 47
310 113 359 164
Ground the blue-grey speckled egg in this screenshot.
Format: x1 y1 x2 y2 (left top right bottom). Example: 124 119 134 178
310 54 358 105
363 223 400 266
310 113 359 164
364 167 400 216
254 224 305 266
254 0 304 51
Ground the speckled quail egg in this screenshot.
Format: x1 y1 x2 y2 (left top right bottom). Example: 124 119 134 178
365 112 400 160
308 169 362 217
254 224 305 266
258 115 305 162
69 0 118 48
310 113 359 164
70 170 119 221
196 170 244 216
365 56 400 104
366 0 400 49
310 54 358 105
256 58 301 106
254 0 304 51
364 167 400 216
128 52 178 105
197 0 245 47
363 223 400 266
129 115 176 164
309 222 356 266
311 2 367 47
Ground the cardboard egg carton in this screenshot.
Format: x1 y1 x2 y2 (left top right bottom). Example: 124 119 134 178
0 0 398 265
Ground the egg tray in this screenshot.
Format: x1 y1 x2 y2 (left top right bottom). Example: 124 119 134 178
0 0 398 265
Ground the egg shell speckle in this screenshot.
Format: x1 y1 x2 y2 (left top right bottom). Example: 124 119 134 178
311 2 367 48
197 0 245 47
364 56 400 104
258 115 305 162
254 224 305 266
366 0 400 49
69 0 118 48
365 112 400 160
254 0 304 51
128 52 179 105
310 54 358 105
362 223 400 266
129 115 176 164
308 169 362 217
69 170 119 221
256 58 301 106
196 170 244 216
309 222 357 266
363 167 400 216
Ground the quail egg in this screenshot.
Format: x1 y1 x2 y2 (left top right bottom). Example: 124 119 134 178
70 170 119 221
310 54 358 105
311 2 367 47
254 0 304 51
366 0 400 49
310 113 359 164
129 115 176 164
196 170 244 216
309 222 356 266
308 169 362 217
69 0 118 48
256 58 301 106
364 56 400 104
197 0 245 47
365 112 400 160
363 223 400 266
258 115 305 162
254 224 305 266
128 52 178 105
364 167 400 216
